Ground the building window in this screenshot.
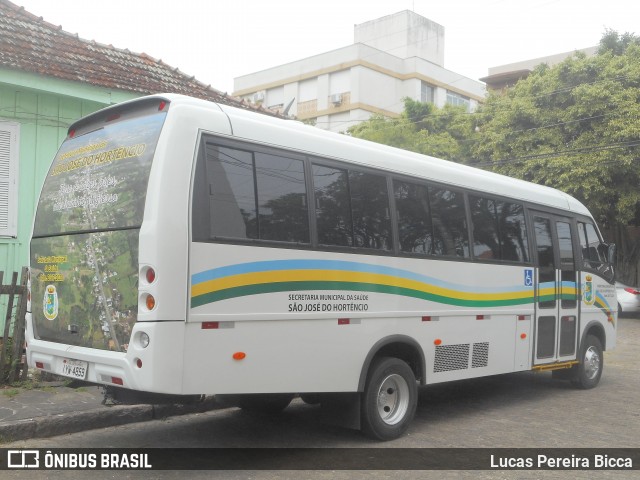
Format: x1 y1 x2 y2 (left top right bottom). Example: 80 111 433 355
266 86 285 109
0 121 19 238
421 82 435 104
446 90 470 110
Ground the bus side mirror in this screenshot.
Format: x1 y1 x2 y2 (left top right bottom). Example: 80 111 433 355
607 243 616 266
606 243 616 283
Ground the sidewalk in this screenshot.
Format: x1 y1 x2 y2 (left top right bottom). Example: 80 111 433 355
0 380 223 443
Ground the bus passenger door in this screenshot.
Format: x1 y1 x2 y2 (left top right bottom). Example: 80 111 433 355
532 213 579 366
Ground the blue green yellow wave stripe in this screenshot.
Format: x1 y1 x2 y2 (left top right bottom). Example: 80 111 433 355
190 259 536 309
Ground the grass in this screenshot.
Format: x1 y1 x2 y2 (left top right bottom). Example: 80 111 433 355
1 388 19 399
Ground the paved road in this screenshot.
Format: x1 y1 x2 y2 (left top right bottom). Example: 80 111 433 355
4 317 639 479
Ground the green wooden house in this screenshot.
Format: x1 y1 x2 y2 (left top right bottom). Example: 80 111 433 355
0 0 273 328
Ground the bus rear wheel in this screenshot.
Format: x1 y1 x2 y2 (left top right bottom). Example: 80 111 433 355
571 335 603 389
361 357 417 440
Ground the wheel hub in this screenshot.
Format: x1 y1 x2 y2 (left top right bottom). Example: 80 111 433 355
376 373 410 425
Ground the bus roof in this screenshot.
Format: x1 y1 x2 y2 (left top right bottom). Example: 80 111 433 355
87 94 593 217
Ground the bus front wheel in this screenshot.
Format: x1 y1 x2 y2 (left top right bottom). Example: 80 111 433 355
571 335 603 389
361 357 417 440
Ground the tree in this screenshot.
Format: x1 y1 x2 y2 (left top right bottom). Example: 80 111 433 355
348 31 640 283
348 98 476 162
474 32 640 283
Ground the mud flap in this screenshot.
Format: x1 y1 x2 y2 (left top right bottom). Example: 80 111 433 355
319 392 361 430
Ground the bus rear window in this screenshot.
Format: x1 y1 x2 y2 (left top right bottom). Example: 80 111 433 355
33 103 167 237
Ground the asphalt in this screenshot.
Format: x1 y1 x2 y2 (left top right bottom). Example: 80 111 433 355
0 380 223 443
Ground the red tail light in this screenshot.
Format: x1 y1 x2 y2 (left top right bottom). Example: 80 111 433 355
624 288 640 295
146 267 156 284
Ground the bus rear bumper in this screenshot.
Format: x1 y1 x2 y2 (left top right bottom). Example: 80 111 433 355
26 315 186 395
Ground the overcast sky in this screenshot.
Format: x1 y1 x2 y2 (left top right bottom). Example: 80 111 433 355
13 0 640 94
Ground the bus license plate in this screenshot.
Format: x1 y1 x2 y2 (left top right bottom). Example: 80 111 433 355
61 359 88 380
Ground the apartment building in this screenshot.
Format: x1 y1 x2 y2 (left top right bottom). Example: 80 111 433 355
234 11 486 132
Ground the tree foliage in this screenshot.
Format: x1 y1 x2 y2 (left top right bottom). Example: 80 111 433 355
348 99 476 162
474 36 640 230
348 31 640 282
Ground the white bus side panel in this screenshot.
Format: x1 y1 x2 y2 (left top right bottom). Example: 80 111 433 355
183 243 536 394
578 271 617 350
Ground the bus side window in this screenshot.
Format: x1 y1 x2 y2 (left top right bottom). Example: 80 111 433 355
430 187 469 258
193 141 310 244
469 195 529 263
393 180 433 255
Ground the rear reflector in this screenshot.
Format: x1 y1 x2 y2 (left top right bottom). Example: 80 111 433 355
35 361 44 369
111 377 124 386
202 322 219 329
338 318 350 325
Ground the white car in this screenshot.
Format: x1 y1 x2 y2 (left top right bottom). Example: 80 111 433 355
616 282 640 316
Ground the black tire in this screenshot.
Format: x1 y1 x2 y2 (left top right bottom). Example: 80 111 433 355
571 335 603 389
361 357 417 441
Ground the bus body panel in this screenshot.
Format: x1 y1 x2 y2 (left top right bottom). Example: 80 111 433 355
185 242 535 393
26 94 616 401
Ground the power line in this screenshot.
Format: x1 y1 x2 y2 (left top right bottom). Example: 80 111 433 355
474 139 640 169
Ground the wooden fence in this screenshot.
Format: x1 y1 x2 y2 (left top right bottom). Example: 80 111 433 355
0 267 29 384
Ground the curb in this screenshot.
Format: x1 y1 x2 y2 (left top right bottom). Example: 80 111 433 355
0 396 225 443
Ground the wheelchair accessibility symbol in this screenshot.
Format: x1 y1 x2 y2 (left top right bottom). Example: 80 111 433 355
524 269 534 287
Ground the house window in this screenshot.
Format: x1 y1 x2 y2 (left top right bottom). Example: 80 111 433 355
421 82 435 104
446 90 470 110
0 121 19 238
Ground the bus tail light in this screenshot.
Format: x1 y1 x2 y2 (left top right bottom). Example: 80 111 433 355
145 294 156 311
145 267 156 284
624 287 640 295
141 265 156 285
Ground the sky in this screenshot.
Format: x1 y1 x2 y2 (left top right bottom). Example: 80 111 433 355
11 0 640 94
